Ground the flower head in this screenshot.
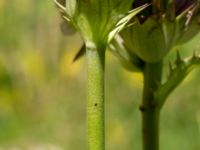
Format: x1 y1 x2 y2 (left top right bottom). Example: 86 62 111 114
55 0 148 47
119 0 200 62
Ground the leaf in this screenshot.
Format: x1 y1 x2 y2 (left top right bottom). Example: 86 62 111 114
155 51 200 109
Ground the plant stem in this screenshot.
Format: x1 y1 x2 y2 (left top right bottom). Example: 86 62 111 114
141 61 163 150
86 43 105 150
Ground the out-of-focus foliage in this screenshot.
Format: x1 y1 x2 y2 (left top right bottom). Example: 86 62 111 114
0 0 200 149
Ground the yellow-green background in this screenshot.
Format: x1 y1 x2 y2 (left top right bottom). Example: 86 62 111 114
0 0 200 149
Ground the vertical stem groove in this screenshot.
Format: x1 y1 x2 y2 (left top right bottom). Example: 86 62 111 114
141 61 163 150
86 44 105 150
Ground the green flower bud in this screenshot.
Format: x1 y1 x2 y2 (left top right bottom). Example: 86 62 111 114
120 1 200 62
56 0 133 44
121 18 167 62
55 0 149 47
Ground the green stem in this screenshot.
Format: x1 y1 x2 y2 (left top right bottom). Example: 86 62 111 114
141 61 163 150
86 43 105 150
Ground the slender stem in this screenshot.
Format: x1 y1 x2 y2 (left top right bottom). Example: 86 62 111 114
86 43 105 150
141 61 163 150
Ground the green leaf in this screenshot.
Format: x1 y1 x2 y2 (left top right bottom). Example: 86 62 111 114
155 52 200 109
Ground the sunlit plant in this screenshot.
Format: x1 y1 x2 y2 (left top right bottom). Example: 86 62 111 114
55 0 200 150
54 0 147 150
111 0 200 150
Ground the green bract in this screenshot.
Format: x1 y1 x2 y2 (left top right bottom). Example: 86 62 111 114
67 0 130 44
55 0 148 47
121 18 166 62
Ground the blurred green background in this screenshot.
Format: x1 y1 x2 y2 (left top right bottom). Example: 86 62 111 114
0 0 200 149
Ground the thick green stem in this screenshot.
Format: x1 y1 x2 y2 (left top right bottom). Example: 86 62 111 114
141 61 163 150
86 44 105 150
